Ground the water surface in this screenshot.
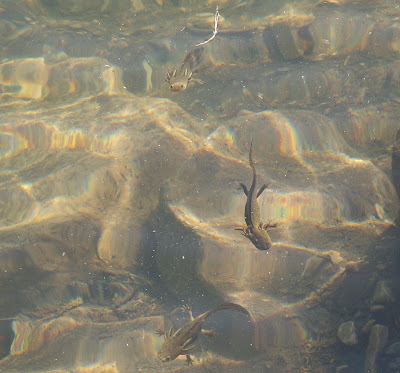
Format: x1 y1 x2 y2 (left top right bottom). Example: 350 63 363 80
0 1 400 372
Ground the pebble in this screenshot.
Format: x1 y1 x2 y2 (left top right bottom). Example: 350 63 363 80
337 321 358 346
362 319 376 335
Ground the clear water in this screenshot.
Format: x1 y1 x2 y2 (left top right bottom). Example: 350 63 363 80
0 1 400 372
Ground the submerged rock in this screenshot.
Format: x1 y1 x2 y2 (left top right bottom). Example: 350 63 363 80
392 129 400 199
336 365 350 373
337 321 358 346
361 319 376 335
385 341 400 356
364 324 388 373
392 129 400 224
372 280 394 305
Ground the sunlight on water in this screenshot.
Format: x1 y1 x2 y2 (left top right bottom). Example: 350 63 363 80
0 1 399 372
11 315 79 355
0 57 125 105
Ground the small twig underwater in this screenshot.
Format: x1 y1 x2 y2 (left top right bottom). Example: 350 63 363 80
195 6 220 46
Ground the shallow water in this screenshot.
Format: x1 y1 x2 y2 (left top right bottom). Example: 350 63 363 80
0 1 400 372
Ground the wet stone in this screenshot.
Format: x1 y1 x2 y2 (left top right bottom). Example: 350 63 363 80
337 321 358 346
